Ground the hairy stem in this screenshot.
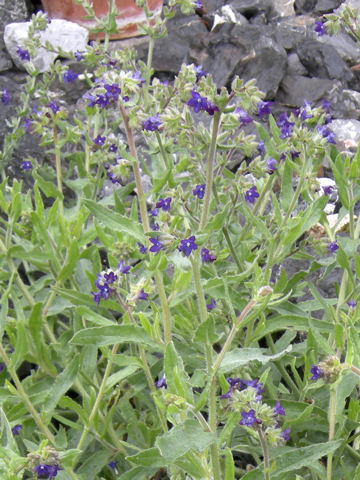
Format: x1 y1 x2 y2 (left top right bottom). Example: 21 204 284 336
327 387 337 480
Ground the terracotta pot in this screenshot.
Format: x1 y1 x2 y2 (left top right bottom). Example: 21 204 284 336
41 0 163 40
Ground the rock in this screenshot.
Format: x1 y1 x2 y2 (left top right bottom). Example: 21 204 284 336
201 0 226 12
328 88 360 120
4 19 89 72
287 52 308 75
328 118 360 151
294 0 317 12
314 0 343 12
211 5 248 32
276 75 338 106
0 0 28 31
296 39 356 87
272 15 313 51
317 32 360 64
270 0 296 18
151 15 208 74
0 39 13 72
228 0 272 19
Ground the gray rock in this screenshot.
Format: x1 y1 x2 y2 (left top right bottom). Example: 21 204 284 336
287 52 308 75
296 39 356 87
201 0 227 12
0 39 13 72
211 5 248 31
328 118 360 151
317 32 360 64
276 75 338 106
294 0 317 12
272 15 313 51
314 0 343 12
151 15 208 73
228 0 272 19
0 0 28 32
269 0 296 18
4 19 89 72
328 88 360 120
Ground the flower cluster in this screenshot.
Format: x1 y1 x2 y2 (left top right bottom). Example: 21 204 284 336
187 90 219 115
91 261 130 304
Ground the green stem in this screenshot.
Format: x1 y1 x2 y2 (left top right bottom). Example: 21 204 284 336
199 111 221 231
53 126 63 216
155 130 169 170
256 425 270 480
327 387 337 480
0 344 56 445
119 103 171 344
212 298 256 375
222 226 242 272
266 334 300 396
209 377 221 480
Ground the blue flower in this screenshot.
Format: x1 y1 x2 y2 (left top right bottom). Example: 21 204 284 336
194 64 206 80
322 185 334 196
281 428 291 441
193 184 205 199
149 237 163 253
273 400 285 416
34 464 61 478
117 260 130 274
137 242 147 254
138 289 148 300
11 424 22 435
266 157 277 174
47 101 60 114
317 124 336 144
236 107 253 127
104 83 121 100
328 241 338 253
348 299 357 308
21 160 32 171
1 89 10 105
187 90 208 113
155 374 167 389
74 51 83 61
143 114 161 131
93 134 106 146
156 197 171 211
206 298 216 311
245 186 259 204
108 460 118 471
239 409 260 427
63 68 78 83
314 21 326 36
16 47 30 61
258 141 265 155
310 364 323 380
201 248 216 263
178 236 197 256
257 101 273 118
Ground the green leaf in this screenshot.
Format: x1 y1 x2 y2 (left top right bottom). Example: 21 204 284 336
34 172 64 199
70 325 162 350
44 355 79 414
58 240 80 283
127 447 165 468
119 466 158 480
156 419 215 462
77 450 111 478
83 199 145 242
218 346 292 374
280 158 293 211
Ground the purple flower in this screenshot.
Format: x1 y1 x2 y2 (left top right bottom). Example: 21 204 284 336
93 134 106 146
322 185 334 196
108 143 117 153
63 68 78 83
34 464 61 478
149 237 163 253
281 428 291 442
132 71 145 85
328 241 338 253
16 47 30 61
317 124 336 144
243 379 264 401
117 260 130 274
74 51 83 61
104 83 121 101
314 21 326 36
155 374 167 389
205 100 219 116
47 101 59 114
322 98 331 113
84 92 97 107
220 377 246 399
143 114 161 131
194 64 206 80
310 364 323 380
277 112 294 138
149 208 158 217
137 242 147 254
24 117 32 132
108 460 118 471
206 298 216 311
187 90 208 113
348 299 357 308
258 141 265 155
266 157 277 174
193 184 205 199
273 401 285 416
95 94 110 109
1 89 10 105
201 248 216 263
195 0 203 9
11 424 22 435
178 236 197 256
156 197 171 211
151 222 160 231
300 100 313 120
245 186 259 204
239 409 261 427
103 271 118 283
0 363 5 373
236 107 253 127
21 160 32 170
257 101 273 119
138 289 148 300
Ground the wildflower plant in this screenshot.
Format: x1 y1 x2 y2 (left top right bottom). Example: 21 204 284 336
2 2 360 480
